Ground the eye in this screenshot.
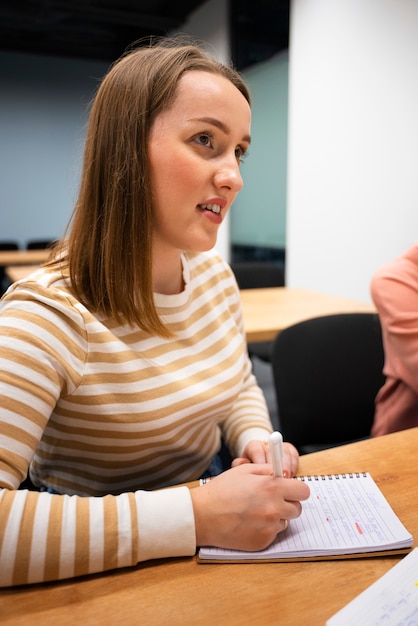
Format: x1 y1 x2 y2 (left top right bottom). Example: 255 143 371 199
193 132 213 148
235 146 248 164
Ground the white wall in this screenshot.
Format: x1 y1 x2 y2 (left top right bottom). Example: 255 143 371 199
287 0 418 302
180 0 231 261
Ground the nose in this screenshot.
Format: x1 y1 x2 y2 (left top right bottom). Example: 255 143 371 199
213 156 244 193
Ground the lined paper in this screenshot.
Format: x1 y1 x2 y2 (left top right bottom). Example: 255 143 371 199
326 548 418 625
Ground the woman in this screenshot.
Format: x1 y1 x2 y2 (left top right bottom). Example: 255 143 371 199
0 37 309 587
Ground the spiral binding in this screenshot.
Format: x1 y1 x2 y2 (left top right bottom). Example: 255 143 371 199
298 472 368 481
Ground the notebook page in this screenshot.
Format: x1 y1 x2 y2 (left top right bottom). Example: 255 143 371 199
326 548 418 625
198 473 412 560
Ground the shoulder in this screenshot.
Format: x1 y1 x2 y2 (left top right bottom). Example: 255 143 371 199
1 264 84 323
183 250 236 286
372 247 418 289
371 246 418 313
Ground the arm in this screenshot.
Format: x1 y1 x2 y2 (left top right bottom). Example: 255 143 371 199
0 286 196 587
219 263 299 476
0 486 195 587
371 245 418 393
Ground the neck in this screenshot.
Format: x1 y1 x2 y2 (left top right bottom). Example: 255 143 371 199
152 250 184 295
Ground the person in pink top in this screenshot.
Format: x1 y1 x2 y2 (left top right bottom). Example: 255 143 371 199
370 245 418 436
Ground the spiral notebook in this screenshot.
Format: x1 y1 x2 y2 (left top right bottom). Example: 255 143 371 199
198 473 413 563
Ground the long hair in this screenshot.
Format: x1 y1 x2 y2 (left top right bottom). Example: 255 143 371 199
64 36 250 336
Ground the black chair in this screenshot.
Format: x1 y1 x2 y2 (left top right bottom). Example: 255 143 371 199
271 313 386 454
230 261 285 362
0 240 19 294
26 239 57 250
0 241 19 251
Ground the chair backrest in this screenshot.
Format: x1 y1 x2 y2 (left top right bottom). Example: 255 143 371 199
230 261 284 290
271 313 386 454
0 241 20 293
26 239 56 250
0 241 19 251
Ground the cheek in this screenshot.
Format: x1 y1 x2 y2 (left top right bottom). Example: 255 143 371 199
149 144 175 181
154 156 200 201
149 133 204 203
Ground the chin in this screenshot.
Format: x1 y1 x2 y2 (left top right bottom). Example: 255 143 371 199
186 237 218 253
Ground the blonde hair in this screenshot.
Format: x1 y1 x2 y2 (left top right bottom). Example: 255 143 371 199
64 37 250 336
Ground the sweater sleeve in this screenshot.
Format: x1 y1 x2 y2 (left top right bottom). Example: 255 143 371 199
371 245 418 393
0 484 196 587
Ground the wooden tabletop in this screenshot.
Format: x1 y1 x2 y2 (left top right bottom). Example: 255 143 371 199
0 249 51 266
4 265 40 283
1 428 416 626
240 287 377 342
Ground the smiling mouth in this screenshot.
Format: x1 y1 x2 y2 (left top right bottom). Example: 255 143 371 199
199 203 221 214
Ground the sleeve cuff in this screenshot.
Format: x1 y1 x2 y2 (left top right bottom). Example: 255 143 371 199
235 427 273 457
134 486 196 562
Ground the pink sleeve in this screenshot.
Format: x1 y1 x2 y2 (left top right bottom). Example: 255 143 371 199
371 245 418 394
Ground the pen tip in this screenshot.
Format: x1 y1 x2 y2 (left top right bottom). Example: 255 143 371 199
270 431 283 444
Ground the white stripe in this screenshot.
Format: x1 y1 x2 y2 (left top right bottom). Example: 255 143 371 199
0 434 35 462
88 497 104 573
0 409 44 440
0 490 26 586
58 495 76 580
116 494 133 567
27 492 52 583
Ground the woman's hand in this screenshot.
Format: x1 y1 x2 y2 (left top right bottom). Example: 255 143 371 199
231 439 299 478
190 463 310 551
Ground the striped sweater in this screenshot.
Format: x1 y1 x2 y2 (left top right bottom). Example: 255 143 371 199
0 249 272 586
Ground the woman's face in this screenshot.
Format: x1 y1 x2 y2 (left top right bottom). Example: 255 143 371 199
148 70 251 257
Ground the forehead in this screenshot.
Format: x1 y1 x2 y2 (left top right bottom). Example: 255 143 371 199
166 70 251 127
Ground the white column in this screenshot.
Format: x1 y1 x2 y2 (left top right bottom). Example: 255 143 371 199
287 0 418 301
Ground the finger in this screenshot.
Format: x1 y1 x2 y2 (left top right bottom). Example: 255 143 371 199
276 518 289 536
231 457 250 467
249 440 269 464
282 444 299 478
281 452 294 478
231 462 273 477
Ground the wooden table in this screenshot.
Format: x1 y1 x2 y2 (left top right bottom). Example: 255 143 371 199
240 287 377 342
4 265 40 283
0 249 51 266
1 428 416 626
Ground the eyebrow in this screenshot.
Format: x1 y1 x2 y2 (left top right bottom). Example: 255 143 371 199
190 116 251 144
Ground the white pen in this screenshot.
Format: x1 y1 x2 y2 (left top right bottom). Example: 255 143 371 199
269 431 283 477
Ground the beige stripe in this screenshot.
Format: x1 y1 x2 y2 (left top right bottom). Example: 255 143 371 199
74 496 90 577
102 495 119 571
13 491 37 585
0 419 39 450
128 493 138 563
44 494 64 582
